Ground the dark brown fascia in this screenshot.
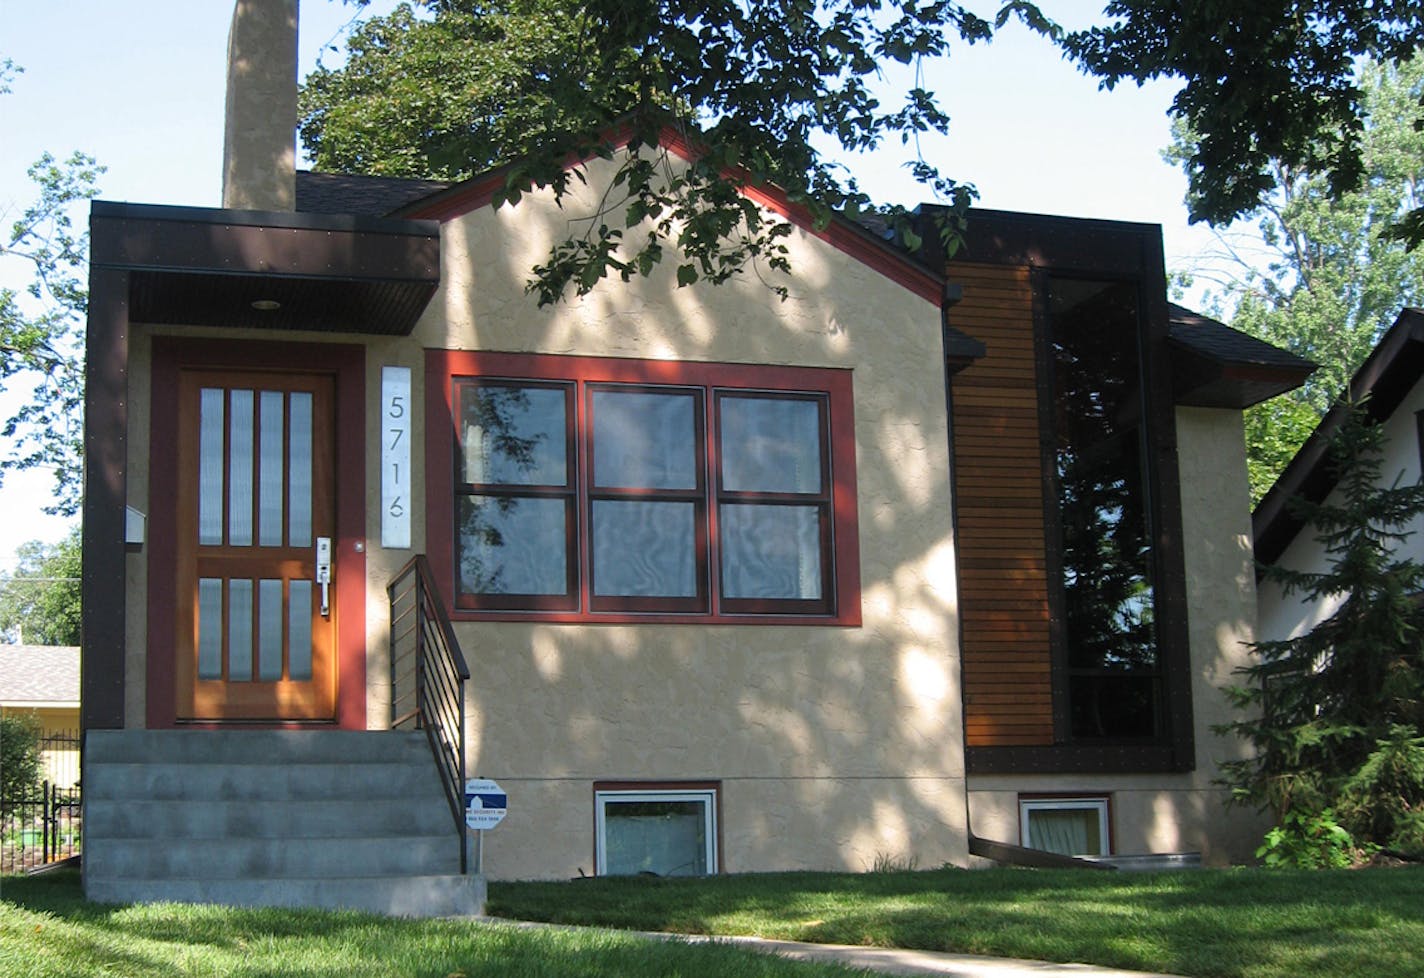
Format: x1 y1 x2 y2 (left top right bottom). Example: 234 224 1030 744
81 201 442 732
1253 307 1424 568
90 201 440 335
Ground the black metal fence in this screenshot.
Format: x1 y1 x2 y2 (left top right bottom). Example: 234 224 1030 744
2 729 82 873
2 780 82 873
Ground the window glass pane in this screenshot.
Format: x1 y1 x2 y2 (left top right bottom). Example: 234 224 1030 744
198 388 225 545
289 580 313 681
592 390 696 489
228 390 254 547
603 799 709 876
458 496 568 595
1026 807 1104 856
1049 279 1158 739
461 385 567 486
289 392 313 548
1070 674 1159 739
719 396 822 493
258 578 283 681
592 500 697 597
720 503 822 600
197 578 223 680
228 579 253 681
258 391 285 547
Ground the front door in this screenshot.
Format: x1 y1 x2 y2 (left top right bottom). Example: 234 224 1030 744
173 368 338 721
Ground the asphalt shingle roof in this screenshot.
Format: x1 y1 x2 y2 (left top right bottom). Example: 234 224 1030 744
296 171 452 217
0 645 80 705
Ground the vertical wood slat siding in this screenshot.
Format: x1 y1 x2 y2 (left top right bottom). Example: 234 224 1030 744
949 263 1054 746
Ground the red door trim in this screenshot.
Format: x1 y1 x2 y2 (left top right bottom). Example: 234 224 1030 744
147 337 367 730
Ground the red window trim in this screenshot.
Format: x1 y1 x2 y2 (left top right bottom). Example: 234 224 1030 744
426 350 862 626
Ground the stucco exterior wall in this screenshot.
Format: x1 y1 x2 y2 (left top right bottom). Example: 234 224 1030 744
400 160 967 879
966 406 1269 865
1258 374 1424 643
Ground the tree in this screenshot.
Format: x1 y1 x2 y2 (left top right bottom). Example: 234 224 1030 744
1165 56 1424 501
1063 1 1424 248
302 0 1059 304
0 528 81 646
1 62 103 517
1218 408 1424 860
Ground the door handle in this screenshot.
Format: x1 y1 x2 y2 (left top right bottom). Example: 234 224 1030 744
316 536 332 617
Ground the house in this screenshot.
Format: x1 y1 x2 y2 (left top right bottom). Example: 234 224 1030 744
0 644 80 786
79 1 1313 913
1255 307 1424 642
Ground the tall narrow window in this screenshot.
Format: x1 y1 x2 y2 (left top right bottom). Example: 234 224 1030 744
1047 278 1160 740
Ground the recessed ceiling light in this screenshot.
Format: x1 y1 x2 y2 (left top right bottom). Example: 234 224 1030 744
251 299 281 311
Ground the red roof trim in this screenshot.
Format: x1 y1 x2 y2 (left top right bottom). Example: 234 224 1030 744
400 123 941 305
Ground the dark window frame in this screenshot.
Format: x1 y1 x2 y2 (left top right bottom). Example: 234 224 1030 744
427 351 862 626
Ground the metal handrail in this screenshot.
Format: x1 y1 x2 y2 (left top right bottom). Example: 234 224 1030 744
388 555 471 873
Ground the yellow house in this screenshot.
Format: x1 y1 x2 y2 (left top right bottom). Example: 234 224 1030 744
0 644 81 787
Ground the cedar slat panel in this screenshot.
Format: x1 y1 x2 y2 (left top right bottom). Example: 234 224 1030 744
949 260 1054 749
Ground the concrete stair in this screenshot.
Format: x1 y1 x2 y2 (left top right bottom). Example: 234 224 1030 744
83 730 484 917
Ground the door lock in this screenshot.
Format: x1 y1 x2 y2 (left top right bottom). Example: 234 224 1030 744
316 536 332 617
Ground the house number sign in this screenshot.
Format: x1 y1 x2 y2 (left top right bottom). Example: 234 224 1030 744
381 366 412 549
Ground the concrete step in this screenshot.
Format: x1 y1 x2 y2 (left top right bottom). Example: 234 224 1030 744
85 873 486 917
85 797 455 840
85 729 432 765
84 761 443 802
84 834 459 880
83 728 481 916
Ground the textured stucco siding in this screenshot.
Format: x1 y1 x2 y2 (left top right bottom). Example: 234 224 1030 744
400 158 967 879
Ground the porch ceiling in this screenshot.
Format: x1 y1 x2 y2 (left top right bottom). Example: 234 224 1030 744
90 201 441 335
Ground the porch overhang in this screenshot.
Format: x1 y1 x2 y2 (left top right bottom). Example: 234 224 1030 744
89 201 440 334
82 201 441 731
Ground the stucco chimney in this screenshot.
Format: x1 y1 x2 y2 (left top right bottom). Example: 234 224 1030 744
222 0 298 210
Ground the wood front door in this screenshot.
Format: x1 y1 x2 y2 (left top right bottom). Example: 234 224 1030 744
173 368 338 721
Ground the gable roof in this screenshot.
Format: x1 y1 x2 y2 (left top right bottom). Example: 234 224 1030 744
297 121 946 305
1253 307 1424 566
0 645 81 707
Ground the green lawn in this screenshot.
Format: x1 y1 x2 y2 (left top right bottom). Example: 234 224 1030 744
3 866 1420 978
0 869 864 978
490 865 1424 978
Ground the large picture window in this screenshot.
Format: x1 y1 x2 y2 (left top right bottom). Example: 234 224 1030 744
429 353 860 623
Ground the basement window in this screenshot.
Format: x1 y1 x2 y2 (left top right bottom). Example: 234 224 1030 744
595 785 718 876
1019 796 1111 857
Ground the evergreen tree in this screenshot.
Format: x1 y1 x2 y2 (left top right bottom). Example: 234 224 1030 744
1219 407 1424 860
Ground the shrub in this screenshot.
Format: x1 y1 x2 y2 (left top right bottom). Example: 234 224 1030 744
1 713 43 817
1256 809 1359 868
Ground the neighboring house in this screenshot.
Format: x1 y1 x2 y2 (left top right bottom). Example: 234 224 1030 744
78 2 1312 913
1255 307 1424 642
0 644 81 786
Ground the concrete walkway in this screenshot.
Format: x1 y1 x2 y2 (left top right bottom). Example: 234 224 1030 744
480 918 1187 978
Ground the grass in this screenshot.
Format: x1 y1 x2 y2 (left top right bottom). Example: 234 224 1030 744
0 869 868 978
3 866 1420 978
488 865 1424 978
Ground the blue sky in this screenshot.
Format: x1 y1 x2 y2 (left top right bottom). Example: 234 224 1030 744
0 0 1217 569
